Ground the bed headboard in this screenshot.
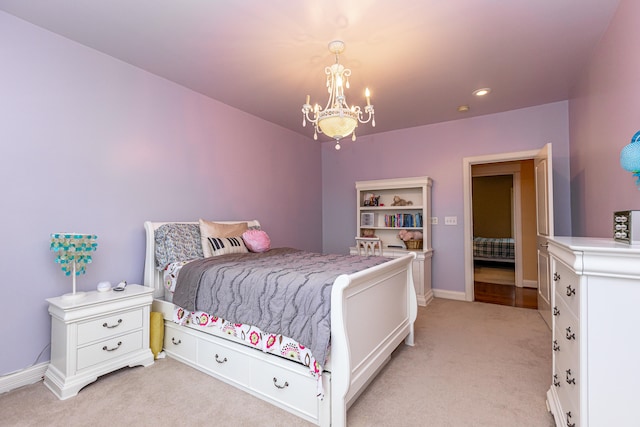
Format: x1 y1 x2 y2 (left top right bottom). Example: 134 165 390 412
143 220 261 298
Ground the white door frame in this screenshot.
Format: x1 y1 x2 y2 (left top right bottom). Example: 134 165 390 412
463 149 539 301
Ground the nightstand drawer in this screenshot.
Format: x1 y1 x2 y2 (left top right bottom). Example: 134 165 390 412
77 309 143 345
77 330 143 370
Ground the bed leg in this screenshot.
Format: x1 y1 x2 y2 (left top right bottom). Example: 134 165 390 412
331 401 347 427
404 324 415 346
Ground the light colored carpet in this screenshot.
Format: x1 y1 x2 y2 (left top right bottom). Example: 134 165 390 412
0 299 554 426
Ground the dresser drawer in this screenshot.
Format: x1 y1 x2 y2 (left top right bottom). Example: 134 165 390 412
77 309 143 345
553 260 580 317
554 344 580 406
77 330 143 370
553 376 580 427
197 339 252 385
553 298 580 358
250 361 318 418
164 322 197 363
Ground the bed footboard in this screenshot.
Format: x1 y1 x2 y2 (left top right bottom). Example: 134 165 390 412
329 252 417 427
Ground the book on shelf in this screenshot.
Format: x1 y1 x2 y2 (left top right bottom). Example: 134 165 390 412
383 213 423 228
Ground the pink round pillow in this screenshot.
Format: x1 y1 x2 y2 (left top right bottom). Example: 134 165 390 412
242 230 271 253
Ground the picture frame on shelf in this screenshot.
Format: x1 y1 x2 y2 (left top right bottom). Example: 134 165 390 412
361 212 375 227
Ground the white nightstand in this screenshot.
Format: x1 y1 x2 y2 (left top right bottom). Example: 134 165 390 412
44 284 155 399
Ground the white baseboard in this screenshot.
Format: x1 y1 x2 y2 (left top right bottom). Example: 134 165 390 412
523 279 538 289
432 289 467 301
0 362 47 395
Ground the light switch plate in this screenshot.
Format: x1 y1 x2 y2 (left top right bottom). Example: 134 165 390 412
444 216 457 225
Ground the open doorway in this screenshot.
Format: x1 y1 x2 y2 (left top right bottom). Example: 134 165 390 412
470 162 537 309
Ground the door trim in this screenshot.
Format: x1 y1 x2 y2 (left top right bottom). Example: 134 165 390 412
463 149 540 302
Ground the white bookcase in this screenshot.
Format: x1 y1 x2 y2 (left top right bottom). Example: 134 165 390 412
350 176 433 306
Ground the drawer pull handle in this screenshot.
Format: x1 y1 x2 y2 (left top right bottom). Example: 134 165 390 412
171 337 182 345
565 369 576 385
566 285 576 296
102 319 123 329
565 327 575 340
102 341 122 352
553 374 560 387
566 411 575 427
553 340 560 352
273 377 289 389
215 354 227 364
553 272 560 282
553 306 560 316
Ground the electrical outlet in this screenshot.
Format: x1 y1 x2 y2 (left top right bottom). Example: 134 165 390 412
431 217 438 225
444 216 458 225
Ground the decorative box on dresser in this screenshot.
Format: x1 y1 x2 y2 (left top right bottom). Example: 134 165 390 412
349 176 433 306
546 237 640 427
44 284 154 399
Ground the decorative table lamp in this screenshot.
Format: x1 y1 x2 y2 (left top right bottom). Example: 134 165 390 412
50 233 98 300
621 130 640 189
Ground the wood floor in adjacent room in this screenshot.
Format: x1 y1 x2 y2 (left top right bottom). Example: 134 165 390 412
474 261 537 309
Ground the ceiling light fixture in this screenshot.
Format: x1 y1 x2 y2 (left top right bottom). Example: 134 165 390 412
457 105 470 112
302 40 375 150
473 88 491 97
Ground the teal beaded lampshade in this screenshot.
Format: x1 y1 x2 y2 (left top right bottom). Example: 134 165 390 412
50 233 98 300
621 130 640 189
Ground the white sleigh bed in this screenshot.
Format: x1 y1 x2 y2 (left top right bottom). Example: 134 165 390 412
143 220 417 427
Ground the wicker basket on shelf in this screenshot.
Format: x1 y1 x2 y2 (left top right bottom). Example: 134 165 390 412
404 239 423 250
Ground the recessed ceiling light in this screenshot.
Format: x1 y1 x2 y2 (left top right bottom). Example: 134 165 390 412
473 88 491 97
457 105 470 112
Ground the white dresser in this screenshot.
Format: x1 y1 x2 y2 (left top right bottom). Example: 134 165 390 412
546 237 640 426
44 284 154 399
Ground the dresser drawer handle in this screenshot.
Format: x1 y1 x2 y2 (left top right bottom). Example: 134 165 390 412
566 411 575 427
565 327 576 340
553 272 560 282
102 341 122 352
273 377 289 389
553 374 560 387
553 340 560 352
566 285 576 296
171 337 182 345
565 369 576 385
215 354 227 364
102 319 123 329
553 306 560 316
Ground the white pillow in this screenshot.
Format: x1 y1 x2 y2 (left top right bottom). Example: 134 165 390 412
204 236 248 256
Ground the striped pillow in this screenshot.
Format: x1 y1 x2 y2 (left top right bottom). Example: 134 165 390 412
205 236 248 256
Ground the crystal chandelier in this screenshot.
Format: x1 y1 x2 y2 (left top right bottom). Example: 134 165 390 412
301 40 375 150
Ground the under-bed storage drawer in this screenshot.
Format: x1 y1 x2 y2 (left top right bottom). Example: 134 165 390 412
164 322 197 363
197 339 252 385
250 359 319 419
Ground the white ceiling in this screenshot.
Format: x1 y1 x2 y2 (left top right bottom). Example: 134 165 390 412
0 0 621 138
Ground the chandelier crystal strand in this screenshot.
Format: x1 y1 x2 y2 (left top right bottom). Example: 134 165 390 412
301 40 375 150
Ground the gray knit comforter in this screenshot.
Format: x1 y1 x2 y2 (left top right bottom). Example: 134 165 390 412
172 248 388 366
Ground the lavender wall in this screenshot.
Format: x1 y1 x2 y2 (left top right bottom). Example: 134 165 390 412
321 102 571 294
569 0 640 236
0 12 321 376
